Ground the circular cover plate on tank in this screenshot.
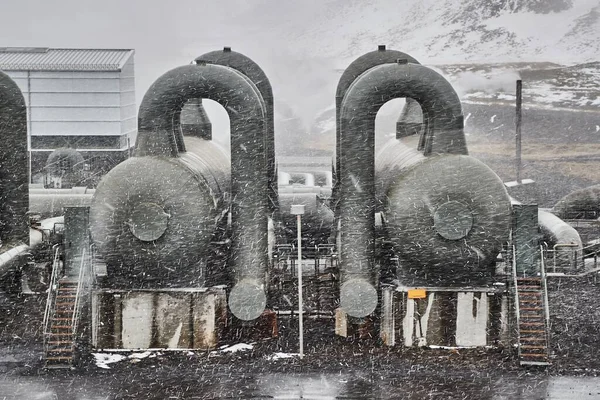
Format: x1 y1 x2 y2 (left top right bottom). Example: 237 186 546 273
433 200 473 240
128 202 169 242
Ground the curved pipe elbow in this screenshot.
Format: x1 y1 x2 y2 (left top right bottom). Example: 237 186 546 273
539 209 583 249
135 63 266 157
341 63 465 156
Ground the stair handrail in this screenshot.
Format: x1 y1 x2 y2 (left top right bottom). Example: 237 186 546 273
89 243 97 285
540 245 551 359
511 245 521 359
42 244 62 349
70 248 88 353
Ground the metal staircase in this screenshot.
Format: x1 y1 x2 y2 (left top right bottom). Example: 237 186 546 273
45 279 78 368
512 246 551 366
43 249 87 369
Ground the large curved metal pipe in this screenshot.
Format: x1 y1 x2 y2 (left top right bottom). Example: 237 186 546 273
338 62 465 317
135 63 268 321
0 71 28 246
538 209 582 248
553 184 600 219
195 47 278 214
335 46 420 181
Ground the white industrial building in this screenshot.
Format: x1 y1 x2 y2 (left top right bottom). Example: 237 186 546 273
0 47 136 184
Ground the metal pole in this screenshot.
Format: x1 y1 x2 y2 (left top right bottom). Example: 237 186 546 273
516 79 522 183
297 214 304 359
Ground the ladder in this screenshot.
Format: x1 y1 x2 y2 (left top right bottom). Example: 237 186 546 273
512 247 551 366
44 279 78 368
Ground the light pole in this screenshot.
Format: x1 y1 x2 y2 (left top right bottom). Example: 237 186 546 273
290 204 305 359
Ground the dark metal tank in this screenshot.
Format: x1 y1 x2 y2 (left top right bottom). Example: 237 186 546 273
180 98 212 140
44 148 86 189
89 137 230 287
553 184 600 219
376 140 512 286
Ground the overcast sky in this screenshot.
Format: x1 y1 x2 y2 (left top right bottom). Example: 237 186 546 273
2 0 598 148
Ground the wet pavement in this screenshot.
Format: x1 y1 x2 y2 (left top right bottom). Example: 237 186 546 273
2 362 600 399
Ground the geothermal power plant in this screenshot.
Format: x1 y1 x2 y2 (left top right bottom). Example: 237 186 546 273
0 46 598 369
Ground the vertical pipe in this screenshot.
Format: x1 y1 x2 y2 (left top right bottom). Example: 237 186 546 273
516 79 522 183
27 71 32 184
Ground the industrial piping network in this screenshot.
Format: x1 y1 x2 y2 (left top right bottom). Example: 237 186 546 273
337 59 469 317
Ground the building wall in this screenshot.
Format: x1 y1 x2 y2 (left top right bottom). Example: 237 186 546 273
3 54 136 183
119 56 137 146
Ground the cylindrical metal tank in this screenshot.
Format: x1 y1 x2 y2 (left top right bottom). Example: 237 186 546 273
44 148 86 189
0 71 28 246
337 61 466 317
134 63 268 321
377 140 512 286
90 137 230 287
553 184 600 219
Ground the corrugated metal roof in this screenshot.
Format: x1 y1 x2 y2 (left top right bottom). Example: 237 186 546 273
0 48 134 71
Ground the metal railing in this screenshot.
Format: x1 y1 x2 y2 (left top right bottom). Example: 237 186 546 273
42 244 62 354
540 245 551 352
543 242 600 275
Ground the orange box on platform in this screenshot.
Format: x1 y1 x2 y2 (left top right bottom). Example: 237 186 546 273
407 289 427 299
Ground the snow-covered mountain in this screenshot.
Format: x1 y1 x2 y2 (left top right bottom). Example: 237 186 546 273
245 0 600 154
239 0 600 65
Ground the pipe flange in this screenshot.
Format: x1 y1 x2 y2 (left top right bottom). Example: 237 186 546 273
229 279 266 321
340 278 378 318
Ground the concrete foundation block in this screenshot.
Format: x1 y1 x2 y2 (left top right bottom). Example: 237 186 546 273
92 287 227 350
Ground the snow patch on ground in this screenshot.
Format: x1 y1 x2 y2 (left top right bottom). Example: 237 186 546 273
220 343 254 353
266 352 299 361
93 351 155 369
93 353 126 369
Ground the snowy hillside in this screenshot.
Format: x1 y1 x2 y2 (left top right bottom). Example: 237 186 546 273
242 0 600 65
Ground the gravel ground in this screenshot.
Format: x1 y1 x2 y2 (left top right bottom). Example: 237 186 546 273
2 276 600 398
